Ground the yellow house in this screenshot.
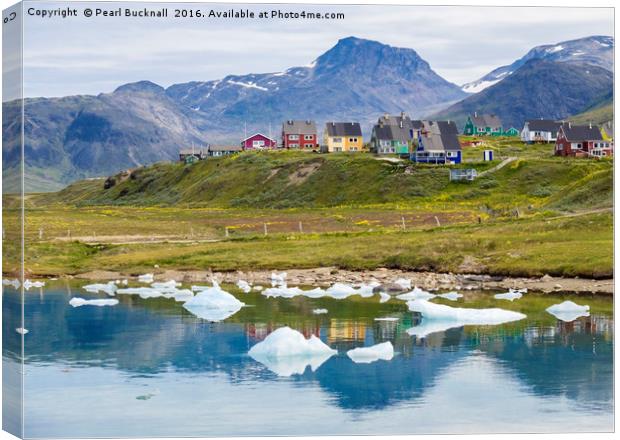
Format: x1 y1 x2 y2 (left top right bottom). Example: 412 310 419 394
324 122 363 152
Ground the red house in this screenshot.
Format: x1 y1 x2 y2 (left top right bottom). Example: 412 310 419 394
281 120 318 149
555 123 611 158
241 133 277 150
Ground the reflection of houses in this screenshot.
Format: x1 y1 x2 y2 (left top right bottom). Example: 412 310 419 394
328 319 366 343
282 120 318 149
521 119 562 143
324 122 363 152
411 120 462 164
370 113 422 155
245 323 320 341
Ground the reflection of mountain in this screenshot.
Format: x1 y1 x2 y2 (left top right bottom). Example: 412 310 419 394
8 288 613 414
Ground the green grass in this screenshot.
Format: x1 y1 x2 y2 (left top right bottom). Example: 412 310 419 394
6 212 612 279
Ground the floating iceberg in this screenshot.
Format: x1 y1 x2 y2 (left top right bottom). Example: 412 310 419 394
23 280 45 290
15 327 29 335
182 281 245 322
248 327 336 376
302 287 328 298
2 279 20 289
263 285 305 299
162 289 194 302
546 301 590 322
313 308 328 315
83 282 117 296
437 291 463 301
138 273 154 283
253 285 264 291
151 280 181 291
374 317 399 321
347 341 394 364
117 287 164 299
394 278 412 290
494 289 523 301
397 287 436 301
270 272 287 286
236 280 252 293
379 292 391 303
69 297 119 307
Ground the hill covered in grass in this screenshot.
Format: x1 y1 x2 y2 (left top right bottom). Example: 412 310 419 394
40 149 612 213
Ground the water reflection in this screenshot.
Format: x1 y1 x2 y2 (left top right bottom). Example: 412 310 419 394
2 281 614 436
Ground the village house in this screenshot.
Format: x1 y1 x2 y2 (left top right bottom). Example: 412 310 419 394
555 122 611 158
179 147 208 163
324 122 363 152
521 119 562 143
281 120 318 149
503 127 520 137
463 112 503 136
412 120 462 164
241 133 277 150
370 113 422 155
601 120 614 144
207 145 242 157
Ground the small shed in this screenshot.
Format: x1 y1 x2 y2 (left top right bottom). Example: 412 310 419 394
483 150 494 161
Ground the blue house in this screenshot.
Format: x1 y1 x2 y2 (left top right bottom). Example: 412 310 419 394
411 120 462 164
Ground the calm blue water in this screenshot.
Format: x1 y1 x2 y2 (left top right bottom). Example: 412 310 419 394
2 281 614 437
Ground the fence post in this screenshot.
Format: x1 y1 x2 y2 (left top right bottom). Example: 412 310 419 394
264 223 268 236
299 221 303 233
401 216 406 231
39 228 43 239
434 216 441 227
225 227 229 238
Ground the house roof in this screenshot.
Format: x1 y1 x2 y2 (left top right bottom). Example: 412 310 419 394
378 114 423 130
526 119 562 132
471 113 502 129
560 123 603 141
209 145 242 152
373 123 413 143
241 133 275 142
282 120 317 135
420 120 461 151
325 122 362 137
179 148 207 155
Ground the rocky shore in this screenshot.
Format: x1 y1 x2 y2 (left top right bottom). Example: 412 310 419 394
74 267 613 295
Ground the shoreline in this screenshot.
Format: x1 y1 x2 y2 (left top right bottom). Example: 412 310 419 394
68 267 614 295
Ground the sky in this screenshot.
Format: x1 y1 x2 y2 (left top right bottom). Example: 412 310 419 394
12 2 615 99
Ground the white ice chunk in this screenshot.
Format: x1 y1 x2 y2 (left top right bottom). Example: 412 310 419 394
15 327 28 335
546 301 590 322
151 280 181 291
374 317 399 321
406 321 461 338
248 326 336 376
407 299 526 324
270 272 287 282
163 289 194 303
183 281 245 322
494 289 523 301
117 287 164 299
138 273 154 283
347 341 394 364
313 308 328 315
437 291 463 301
379 292 391 303
394 278 412 290
83 282 117 296
236 280 252 293
302 287 327 298
263 285 305 298
397 287 436 301
253 285 264 291
23 280 45 290
122 279 128 285
69 297 119 307
3 278 20 289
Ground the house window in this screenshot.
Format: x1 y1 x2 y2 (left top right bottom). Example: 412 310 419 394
304 143 313 148
289 135 299 140
333 137 342 143
289 143 299 148
447 151 458 158
349 137 358 143
304 135 313 140
333 147 342 152
253 140 265 147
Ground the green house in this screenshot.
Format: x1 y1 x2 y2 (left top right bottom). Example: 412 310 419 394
371 113 421 155
463 113 503 136
503 127 519 137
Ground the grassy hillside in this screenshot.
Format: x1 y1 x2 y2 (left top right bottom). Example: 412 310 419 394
569 101 613 126
38 149 612 213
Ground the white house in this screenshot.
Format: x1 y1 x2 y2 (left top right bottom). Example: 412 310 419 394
521 119 562 143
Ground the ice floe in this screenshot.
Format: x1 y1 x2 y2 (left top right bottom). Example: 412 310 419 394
494 289 523 301
248 326 336 376
23 280 45 290
546 301 590 322
270 272 287 286
374 317 399 321
16 327 29 335
236 280 252 293
182 281 245 322
83 282 118 296
396 287 436 301
263 285 305 298
347 341 394 364
253 285 263 291
151 280 182 291
313 308 328 315
3 279 20 289
162 289 194 303
394 278 412 290
406 299 526 338
69 298 119 307
117 287 164 299
138 273 154 283
437 291 463 301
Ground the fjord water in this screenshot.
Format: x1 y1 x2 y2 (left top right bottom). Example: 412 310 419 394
3 281 613 437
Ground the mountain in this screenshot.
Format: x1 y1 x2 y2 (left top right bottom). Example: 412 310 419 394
166 36 467 137
3 37 467 193
568 91 613 126
461 35 613 93
433 59 613 129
